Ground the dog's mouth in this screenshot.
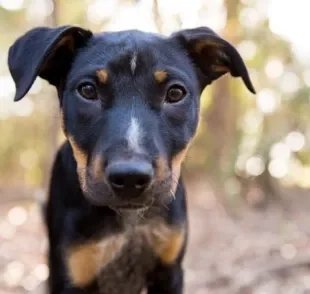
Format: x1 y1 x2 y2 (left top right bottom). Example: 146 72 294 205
110 203 147 210
109 198 155 211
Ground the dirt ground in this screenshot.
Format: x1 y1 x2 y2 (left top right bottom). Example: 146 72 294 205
1 175 310 294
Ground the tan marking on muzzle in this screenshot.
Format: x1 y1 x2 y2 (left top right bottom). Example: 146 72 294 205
67 234 126 287
60 110 65 133
96 69 109 84
171 148 189 193
142 222 185 264
92 154 105 179
155 156 168 182
68 136 88 191
154 70 168 83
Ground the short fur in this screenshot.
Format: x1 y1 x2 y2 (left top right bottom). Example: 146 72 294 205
8 25 255 294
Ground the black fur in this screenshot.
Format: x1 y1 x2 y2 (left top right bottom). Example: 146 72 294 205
8 25 255 294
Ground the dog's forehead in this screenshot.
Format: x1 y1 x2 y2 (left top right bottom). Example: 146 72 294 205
94 29 163 46
71 30 183 75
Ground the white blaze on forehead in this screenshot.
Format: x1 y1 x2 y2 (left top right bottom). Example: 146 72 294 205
127 117 143 153
130 52 137 75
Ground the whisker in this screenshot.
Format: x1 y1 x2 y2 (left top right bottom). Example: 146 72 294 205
109 206 124 218
137 210 146 220
171 173 180 188
161 201 169 210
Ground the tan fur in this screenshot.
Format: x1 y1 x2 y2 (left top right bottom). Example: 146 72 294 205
57 35 75 51
193 39 222 54
212 64 229 73
67 136 88 190
92 154 105 179
67 234 126 287
171 148 188 193
67 222 185 287
97 69 109 84
142 222 185 264
155 156 168 182
60 110 65 132
154 70 168 83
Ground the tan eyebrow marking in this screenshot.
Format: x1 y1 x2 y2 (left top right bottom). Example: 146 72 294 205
154 70 168 83
96 69 108 84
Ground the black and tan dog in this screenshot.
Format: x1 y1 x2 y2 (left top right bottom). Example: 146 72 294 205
8 25 255 293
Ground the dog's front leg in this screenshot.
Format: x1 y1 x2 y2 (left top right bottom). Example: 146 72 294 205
147 264 184 294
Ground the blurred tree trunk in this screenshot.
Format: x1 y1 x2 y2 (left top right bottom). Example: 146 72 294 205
205 0 241 213
153 0 163 33
42 0 61 190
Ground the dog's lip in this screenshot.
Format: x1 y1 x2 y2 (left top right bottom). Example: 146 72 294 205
108 200 154 211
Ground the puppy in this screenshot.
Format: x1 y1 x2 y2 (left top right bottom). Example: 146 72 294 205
8 25 255 294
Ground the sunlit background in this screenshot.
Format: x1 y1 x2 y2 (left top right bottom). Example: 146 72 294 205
1 0 310 293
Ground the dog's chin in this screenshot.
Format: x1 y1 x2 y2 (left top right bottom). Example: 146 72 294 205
109 204 151 217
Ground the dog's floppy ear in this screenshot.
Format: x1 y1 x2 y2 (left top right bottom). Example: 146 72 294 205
8 25 93 101
171 27 255 94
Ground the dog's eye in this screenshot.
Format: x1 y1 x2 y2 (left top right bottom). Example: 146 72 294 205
165 85 186 103
78 83 97 100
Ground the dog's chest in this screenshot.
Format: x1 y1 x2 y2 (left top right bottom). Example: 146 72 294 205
66 220 185 294
97 230 156 294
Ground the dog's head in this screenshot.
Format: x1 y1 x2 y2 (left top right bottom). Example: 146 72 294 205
8 26 255 209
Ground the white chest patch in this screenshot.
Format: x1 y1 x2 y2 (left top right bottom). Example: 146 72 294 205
126 117 143 153
130 52 138 75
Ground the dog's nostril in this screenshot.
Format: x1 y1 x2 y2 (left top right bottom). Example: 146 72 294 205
135 175 151 189
106 160 153 194
109 175 125 189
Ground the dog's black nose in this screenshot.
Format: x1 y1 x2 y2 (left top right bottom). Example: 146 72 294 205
106 160 153 194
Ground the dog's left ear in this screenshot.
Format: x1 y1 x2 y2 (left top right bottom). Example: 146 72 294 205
8 25 93 101
171 27 256 94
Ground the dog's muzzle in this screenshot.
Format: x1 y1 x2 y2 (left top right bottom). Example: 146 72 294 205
105 158 154 201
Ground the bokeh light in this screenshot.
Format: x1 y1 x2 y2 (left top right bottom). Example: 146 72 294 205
269 142 291 160
280 71 301 94
87 0 118 24
285 131 306 152
256 89 278 114
19 149 39 169
3 261 25 286
268 159 289 178
8 206 28 226
238 40 257 60
33 264 49 281
280 243 297 260
246 156 265 176
264 58 284 79
0 0 24 11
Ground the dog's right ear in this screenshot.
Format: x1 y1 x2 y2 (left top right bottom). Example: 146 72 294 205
8 25 93 101
170 27 255 94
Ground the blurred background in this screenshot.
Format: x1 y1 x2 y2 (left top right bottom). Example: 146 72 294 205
1 0 310 293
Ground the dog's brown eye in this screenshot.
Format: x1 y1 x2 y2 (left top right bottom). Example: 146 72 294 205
78 83 97 100
166 86 186 103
